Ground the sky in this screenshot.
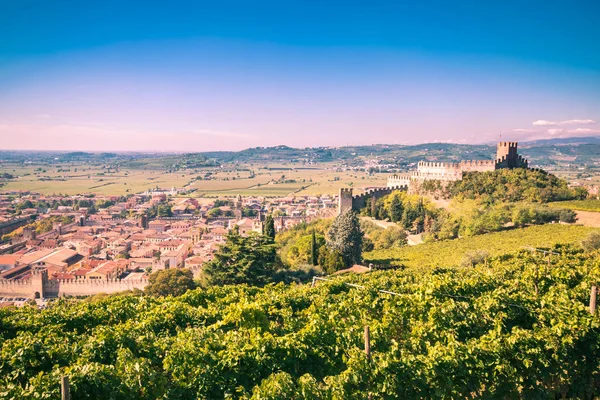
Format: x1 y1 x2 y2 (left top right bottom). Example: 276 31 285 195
1 0 599 152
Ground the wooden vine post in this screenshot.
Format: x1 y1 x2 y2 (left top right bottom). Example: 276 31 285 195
364 325 371 359
590 286 597 315
61 376 70 400
364 325 372 400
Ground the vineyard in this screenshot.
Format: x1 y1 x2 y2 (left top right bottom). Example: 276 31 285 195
365 224 597 268
549 199 600 213
1 245 600 399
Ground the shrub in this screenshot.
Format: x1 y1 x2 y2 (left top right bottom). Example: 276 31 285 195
582 231 600 252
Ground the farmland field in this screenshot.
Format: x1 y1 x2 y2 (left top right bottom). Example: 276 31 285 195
365 224 598 268
1 161 388 197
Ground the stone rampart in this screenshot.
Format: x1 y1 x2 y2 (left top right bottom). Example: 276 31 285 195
0 277 148 298
338 186 408 214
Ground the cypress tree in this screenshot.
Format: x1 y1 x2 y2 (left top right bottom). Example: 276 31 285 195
310 229 318 266
263 214 276 239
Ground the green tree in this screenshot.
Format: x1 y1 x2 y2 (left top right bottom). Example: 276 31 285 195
327 210 363 267
263 214 276 239
310 230 318 266
204 230 279 286
145 268 195 297
389 194 403 222
157 205 173 217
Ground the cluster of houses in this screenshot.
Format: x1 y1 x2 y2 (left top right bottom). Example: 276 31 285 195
0 190 338 301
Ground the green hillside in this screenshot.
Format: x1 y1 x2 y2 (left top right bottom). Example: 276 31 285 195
365 224 597 268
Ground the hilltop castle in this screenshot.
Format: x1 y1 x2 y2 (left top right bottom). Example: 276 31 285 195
388 141 528 187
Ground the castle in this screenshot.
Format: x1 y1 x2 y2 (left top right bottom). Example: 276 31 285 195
387 141 528 187
338 142 528 215
338 185 408 215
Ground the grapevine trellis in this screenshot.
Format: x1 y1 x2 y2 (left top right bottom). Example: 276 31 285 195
2 245 600 398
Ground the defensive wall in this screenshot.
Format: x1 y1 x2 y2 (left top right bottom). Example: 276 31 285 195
0 265 204 298
0 269 148 298
338 186 408 215
0 215 37 236
387 141 528 187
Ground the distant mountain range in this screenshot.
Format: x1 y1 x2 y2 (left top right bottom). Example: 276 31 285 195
2 138 600 169
521 136 600 146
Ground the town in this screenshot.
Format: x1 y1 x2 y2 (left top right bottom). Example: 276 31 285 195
0 189 339 303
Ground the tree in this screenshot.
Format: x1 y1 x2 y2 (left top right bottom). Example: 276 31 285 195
321 247 345 274
204 230 279 286
157 205 172 217
310 230 318 266
263 214 276 239
389 194 403 222
327 210 363 268
582 231 600 252
145 268 195 297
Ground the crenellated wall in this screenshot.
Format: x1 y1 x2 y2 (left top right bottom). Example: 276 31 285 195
43 278 148 297
0 276 148 298
0 278 35 297
338 188 354 215
338 186 408 215
387 141 528 188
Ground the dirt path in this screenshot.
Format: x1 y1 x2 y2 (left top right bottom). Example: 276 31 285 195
360 216 397 229
575 211 600 228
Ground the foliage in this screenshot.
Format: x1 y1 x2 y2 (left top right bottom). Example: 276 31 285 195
1 247 600 398
327 211 363 267
582 231 600 252
460 249 490 267
447 168 587 203
362 191 437 233
310 230 318 266
263 215 275 239
145 269 196 297
366 224 597 268
204 230 280 286
361 220 408 250
426 200 578 241
281 233 326 268
276 218 333 267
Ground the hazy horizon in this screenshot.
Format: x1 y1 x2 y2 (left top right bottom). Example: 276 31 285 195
2 1 599 152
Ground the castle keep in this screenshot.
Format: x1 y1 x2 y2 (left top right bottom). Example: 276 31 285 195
388 141 528 187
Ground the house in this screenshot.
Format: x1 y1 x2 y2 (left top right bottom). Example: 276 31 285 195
148 221 169 233
0 255 20 271
86 260 128 280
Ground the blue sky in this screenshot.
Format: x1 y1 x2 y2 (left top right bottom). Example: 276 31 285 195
1 0 599 151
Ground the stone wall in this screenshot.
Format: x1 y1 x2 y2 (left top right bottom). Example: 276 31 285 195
0 279 35 297
0 276 148 298
43 278 148 297
338 186 408 215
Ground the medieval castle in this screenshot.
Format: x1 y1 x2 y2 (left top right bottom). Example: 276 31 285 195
339 142 528 214
387 141 528 187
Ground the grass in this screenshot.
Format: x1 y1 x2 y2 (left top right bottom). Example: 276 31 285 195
548 199 600 213
364 224 598 268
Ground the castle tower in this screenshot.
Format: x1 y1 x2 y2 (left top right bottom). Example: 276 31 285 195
496 142 519 167
234 195 243 219
338 188 354 215
31 267 48 299
53 222 63 236
23 226 36 240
